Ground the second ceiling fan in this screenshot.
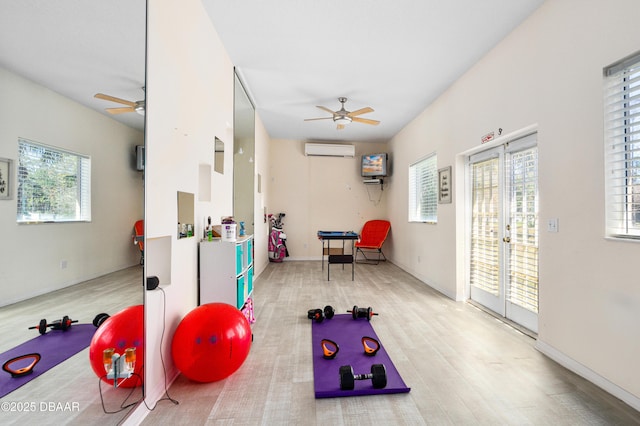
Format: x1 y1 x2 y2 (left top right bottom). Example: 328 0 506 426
94 92 145 115
305 97 379 130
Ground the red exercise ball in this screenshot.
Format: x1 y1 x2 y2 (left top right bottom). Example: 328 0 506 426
89 304 144 388
171 303 252 383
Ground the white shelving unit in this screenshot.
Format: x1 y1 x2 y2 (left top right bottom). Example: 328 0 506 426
199 235 253 310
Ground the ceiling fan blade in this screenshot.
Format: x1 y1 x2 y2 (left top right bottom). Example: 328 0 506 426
352 117 380 126
94 93 137 107
106 106 136 114
316 105 336 115
304 117 333 121
348 107 374 117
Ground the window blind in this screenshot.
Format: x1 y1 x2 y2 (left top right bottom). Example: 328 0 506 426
506 147 538 313
605 52 640 238
17 139 91 223
408 153 437 223
470 157 500 295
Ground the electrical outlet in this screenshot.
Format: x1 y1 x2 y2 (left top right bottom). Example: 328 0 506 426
547 218 559 233
60 260 68 269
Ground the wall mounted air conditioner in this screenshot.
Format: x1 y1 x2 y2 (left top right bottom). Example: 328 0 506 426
304 143 355 158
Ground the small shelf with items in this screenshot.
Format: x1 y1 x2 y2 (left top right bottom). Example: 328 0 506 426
199 235 254 314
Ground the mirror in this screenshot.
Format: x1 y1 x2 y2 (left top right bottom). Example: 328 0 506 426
233 72 255 235
177 191 195 238
215 137 225 174
0 0 145 417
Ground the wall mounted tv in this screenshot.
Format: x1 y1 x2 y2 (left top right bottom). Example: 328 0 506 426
361 153 388 177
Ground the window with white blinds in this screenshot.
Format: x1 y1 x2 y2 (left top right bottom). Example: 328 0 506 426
408 153 437 223
605 52 640 238
17 138 91 223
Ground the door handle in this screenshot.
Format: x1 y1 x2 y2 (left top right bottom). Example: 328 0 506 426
503 224 511 243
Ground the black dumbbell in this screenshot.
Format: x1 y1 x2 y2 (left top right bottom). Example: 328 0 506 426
339 364 387 390
347 305 378 321
28 315 78 335
307 305 335 323
49 315 77 332
93 313 110 328
28 319 48 335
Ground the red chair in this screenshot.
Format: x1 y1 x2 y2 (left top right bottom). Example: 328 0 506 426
133 220 144 265
355 220 391 264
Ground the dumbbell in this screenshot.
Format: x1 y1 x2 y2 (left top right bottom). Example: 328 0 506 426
28 315 78 335
339 364 387 390
93 313 110 328
307 305 335 323
347 305 378 321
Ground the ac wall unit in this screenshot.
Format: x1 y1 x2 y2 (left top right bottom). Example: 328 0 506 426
304 143 355 158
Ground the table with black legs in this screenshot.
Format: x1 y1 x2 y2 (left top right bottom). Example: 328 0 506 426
317 231 359 281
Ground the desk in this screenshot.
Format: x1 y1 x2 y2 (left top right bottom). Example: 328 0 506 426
317 231 359 281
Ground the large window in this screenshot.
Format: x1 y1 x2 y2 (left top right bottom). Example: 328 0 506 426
605 52 640 238
408 153 438 223
17 139 91 223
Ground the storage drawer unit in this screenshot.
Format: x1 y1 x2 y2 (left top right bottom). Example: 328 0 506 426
199 235 254 310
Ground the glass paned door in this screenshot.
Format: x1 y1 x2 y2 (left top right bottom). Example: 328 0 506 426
468 134 539 332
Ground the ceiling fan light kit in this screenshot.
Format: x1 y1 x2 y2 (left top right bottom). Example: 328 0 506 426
305 97 379 130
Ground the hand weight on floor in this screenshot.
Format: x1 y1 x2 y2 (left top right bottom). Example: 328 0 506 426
92 312 110 328
28 315 78 335
339 364 387 390
347 305 378 321
307 305 335 323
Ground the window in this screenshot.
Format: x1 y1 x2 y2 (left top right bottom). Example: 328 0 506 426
408 153 437 223
605 52 640 238
17 138 91 223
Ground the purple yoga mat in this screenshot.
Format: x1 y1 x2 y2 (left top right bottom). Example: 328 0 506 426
311 314 411 398
0 324 96 398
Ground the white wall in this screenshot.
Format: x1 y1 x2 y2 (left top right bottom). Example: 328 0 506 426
144 0 271 407
253 114 270 275
0 67 144 306
387 0 640 407
267 139 389 260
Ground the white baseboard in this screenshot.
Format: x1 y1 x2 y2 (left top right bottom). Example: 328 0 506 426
535 339 640 412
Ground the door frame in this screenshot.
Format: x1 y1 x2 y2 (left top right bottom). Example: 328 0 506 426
454 125 539 307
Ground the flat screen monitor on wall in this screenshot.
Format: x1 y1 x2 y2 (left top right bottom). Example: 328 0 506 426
361 153 388 177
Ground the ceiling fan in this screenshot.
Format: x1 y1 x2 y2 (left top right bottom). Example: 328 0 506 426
94 92 145 116
304 97 379 130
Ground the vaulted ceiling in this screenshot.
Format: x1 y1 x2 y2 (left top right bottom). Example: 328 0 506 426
0 0 544 141
203 0 545 142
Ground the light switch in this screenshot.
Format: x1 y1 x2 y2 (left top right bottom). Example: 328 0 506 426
547 218 559 233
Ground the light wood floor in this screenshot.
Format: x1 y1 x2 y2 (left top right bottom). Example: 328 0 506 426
1 262 639 425
0 266 143 426
142 261 640 425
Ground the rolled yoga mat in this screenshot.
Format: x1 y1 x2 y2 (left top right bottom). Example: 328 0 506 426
0 324 96 399
311 313 411 398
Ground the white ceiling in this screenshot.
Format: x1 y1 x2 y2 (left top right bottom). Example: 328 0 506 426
0 1 544 141
0 0 146 132
203 0 544 142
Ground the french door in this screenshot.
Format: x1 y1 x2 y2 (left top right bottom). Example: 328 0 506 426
468 134 539 333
